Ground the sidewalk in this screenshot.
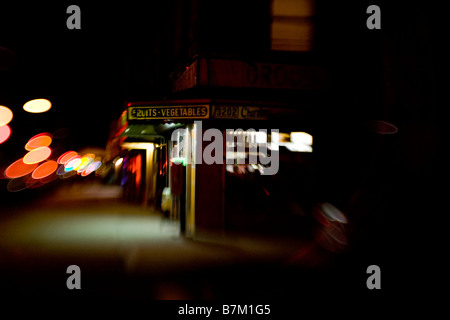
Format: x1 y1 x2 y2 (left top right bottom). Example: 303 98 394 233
0 182 329 299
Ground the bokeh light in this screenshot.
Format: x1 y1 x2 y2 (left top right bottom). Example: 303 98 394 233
80 171 90 177
0 125 11 144
312 207 330 227
60 170 77 179
65 157 82 172
38 173 58 185
77 157 93 172
56 164 67 175
312 202 349 253
0 106 13 126
25 132 53 151
32 160 59 179
24 174 38 189
25 172 57 189
320 203 348 224
82 153 96 160
7 177 28 192
368 120 399 134
4 158 39 178
80 160 102 177
89 160 102 172
23 146 52 164
23 98 52 113
57 151 78 164
324 221 348 245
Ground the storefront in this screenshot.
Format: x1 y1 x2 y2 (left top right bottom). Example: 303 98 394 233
110 98 317 238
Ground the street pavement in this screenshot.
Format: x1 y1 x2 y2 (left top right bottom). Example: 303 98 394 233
1 181 334 301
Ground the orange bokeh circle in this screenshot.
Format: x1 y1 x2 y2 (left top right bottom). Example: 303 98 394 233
4 158 39 178
25 133 53 151
32 160 59 179
57 151 78 164
23 147 52 164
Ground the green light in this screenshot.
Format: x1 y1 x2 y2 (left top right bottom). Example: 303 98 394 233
170 157 186 166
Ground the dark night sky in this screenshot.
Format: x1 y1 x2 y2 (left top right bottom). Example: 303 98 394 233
0 1 443 159
0 2 160 159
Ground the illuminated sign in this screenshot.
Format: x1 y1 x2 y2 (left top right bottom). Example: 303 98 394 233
211 105 269 120
128 105 209 120
174 58 327 92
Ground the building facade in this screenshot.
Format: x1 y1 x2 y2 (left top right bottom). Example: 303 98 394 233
106 0 438 245
105 0 333 239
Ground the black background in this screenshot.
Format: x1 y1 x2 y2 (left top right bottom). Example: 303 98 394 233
0 2 161 151
0 0 444 309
